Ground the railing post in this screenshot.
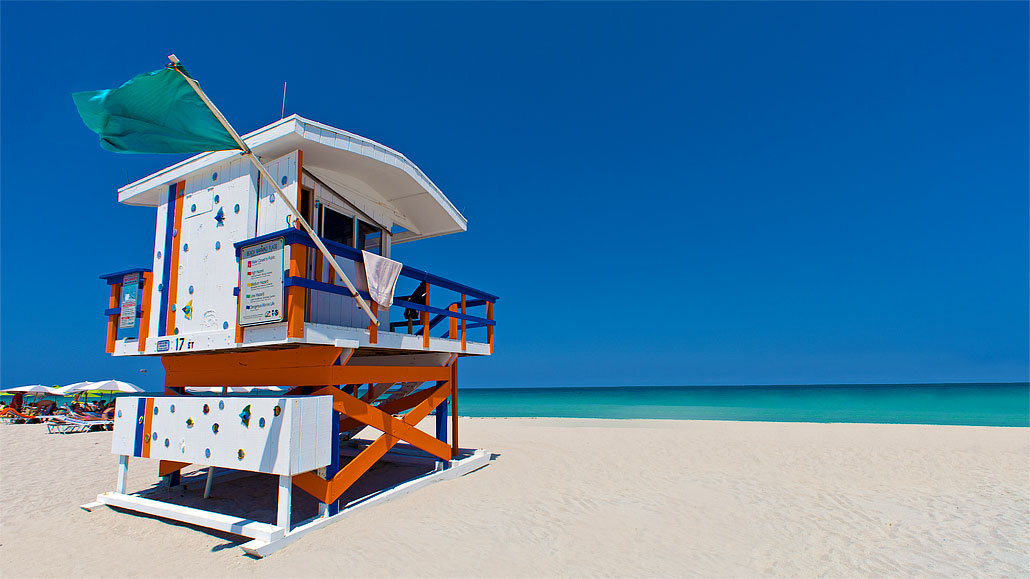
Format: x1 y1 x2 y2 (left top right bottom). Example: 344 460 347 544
287 243 307 338
138 273 154 352
369 301 378 345
422 284 431 349
460 294 467 352
486 301 494 354
448 304 459 340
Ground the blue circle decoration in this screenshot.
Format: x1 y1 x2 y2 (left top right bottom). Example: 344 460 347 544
191 204 197 213
281 176 288 186
188 285 194 295
234 204 240 214
213 194 220 203
215 241 221 250
222 321 229 330
205 448 211 458
212 172 218 181
183 243 189 252
174 328 179 335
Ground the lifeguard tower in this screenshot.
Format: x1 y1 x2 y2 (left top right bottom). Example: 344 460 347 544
85 115 497 556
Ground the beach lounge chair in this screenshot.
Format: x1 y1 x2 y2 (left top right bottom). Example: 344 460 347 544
46 415 114 434
0 407 41 424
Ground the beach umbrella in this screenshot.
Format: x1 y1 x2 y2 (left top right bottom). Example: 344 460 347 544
67 380 144 394
2 385 61 395
185 386 285 394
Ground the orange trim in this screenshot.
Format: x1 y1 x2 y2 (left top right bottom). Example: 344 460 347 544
165 181 186 337
159 460 190 477
422 284 431 348
137 273 154 352
460 294 467 351
141 398 155 458
486 301 494 354
369 302 378 344
287 243 307 338
106 283 121 353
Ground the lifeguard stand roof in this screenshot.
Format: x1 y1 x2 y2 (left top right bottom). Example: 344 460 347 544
116 114 467 242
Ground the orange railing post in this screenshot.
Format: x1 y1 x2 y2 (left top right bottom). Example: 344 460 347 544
486 301 494 354
422 284 431 349
460 294 467 352
138 272 154 352
287 243 307 338
106 282 121 353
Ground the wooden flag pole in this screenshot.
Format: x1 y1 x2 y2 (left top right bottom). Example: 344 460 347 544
166 54 379 326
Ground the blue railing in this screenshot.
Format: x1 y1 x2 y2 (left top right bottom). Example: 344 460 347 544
234 228 497 339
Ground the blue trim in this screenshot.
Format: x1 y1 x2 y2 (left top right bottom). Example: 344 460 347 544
435 395 448 448
158 183 177 336
132 398 146 457
282 277 496 326
99 267 152 285
235 228 500 302
105 307 143 318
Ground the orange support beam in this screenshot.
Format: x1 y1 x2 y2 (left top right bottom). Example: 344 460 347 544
106 282 121 353
163 346 343 388
311 385 451 460
293 381 452 504
137 272 154 352
159 460 191 477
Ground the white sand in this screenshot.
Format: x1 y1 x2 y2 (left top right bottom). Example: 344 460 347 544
1 418 1027 577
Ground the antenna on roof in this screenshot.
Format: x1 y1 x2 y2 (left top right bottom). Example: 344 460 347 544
281 81 287 119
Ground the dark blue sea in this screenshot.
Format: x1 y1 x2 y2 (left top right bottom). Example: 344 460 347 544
457 382 1029 427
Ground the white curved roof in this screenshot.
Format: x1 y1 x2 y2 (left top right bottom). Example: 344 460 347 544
116 115 467 242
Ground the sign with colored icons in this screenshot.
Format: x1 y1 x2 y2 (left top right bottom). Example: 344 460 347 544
238 238 285 327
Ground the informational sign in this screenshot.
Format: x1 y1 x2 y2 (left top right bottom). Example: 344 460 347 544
239 238 285 327
119 273 140 329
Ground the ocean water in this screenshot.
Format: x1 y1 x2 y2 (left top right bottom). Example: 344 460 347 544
456 383 1030 427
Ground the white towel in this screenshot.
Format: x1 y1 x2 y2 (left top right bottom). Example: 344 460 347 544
357 250 403 312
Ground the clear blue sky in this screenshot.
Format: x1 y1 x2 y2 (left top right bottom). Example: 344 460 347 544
1 2 1027 389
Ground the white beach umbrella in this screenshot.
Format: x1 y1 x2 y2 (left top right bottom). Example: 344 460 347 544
66 380 144 394
184 386 285 394
54 382 95 396
2 384 61 395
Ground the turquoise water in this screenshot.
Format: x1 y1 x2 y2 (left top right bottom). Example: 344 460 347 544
457 383 1030 427
6 383 1026 426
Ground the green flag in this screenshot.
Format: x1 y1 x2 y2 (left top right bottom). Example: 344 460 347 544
72 65 240 154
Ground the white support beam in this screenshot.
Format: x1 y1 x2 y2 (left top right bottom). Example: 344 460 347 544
91 492 285 542
116 455 129 494
277 475 292 532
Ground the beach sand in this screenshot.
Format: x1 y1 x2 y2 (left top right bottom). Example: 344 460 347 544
1 418 1027 577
